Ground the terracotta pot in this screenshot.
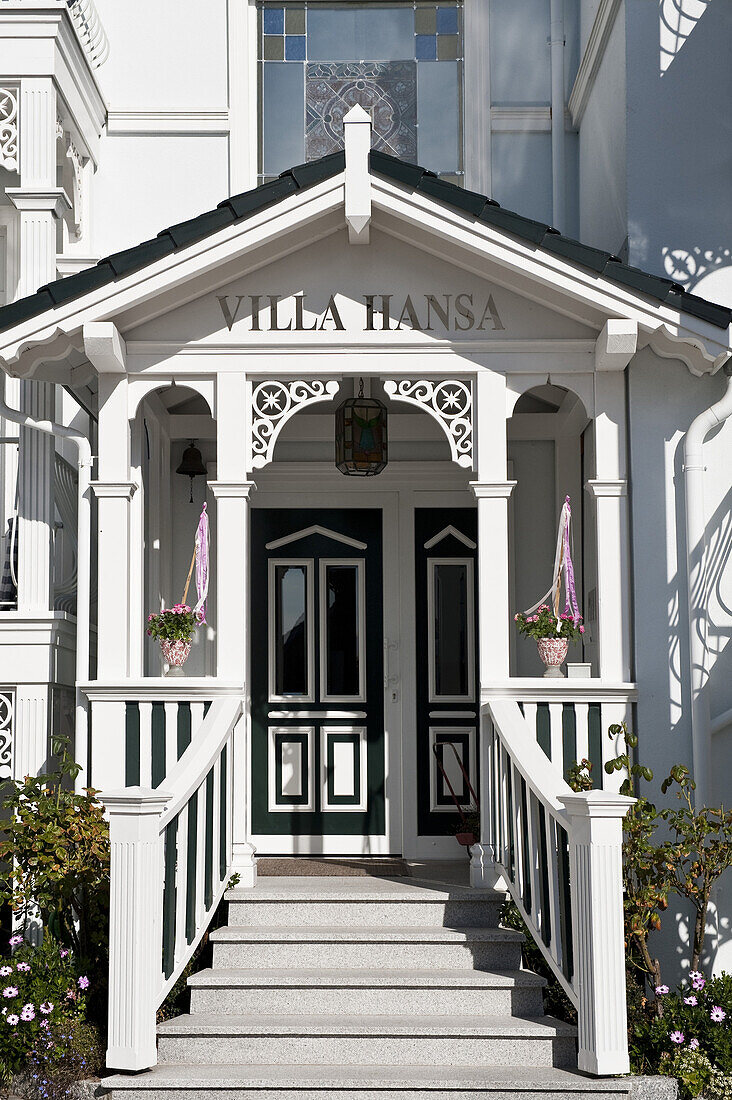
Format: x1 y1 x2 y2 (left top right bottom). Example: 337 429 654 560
536 636 569 678
455 831 477 847
161 638 191 668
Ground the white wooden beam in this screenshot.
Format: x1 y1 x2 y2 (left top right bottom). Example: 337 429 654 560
594 319 637 372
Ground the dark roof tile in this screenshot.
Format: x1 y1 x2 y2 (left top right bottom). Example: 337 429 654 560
0 291 55 332
287 150 345 188
164 206 236 248
664 288 731 328
220 175 299 219
540 234 614 274
417 175 489 217
105 236 177 278
369 150 426 188
477 205 550 244
602 259 677 300
40 263 116 306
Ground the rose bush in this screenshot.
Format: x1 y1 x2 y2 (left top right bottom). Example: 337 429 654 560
146 603 201 644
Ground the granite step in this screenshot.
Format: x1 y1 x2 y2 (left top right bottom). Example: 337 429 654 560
225 880 504 928
156 1012 576 1068
101 1063 638 1100
188 966 546 1017
210 924 524 971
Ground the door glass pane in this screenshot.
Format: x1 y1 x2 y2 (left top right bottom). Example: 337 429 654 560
433 562 471 698
274 565 309 695
324 564 361 697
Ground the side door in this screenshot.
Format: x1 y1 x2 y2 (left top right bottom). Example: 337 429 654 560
414 508 479 838
250 508 385 847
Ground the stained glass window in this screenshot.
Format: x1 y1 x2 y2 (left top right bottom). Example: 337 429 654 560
258 2 463 186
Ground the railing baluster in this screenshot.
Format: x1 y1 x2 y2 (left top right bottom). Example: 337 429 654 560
174 802 188 969
185 789 198 944
219 743 228 883
151 703 165 787
525 789 542 935
190 701 205 738
139 701 153 785
549 702 563 767
177 702 192 758
195 778 207 928
546 814 563 973
523 701 537 744
162 816 178 981
211 755 221 895
574 701 589 764
164 702 178 776
204 767 214 910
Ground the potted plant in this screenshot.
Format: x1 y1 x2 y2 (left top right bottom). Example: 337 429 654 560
146 604 201 669
514 604 585 677
454 807 480 849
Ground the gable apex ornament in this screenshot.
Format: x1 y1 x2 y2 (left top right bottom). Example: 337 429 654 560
344 104 372 245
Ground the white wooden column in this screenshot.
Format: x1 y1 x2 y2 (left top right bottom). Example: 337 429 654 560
209 372 256 883
588 368 632 682
470 371 515 888
6 79 69 617
92 372 136 680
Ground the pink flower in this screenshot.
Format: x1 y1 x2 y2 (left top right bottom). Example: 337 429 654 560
655 985 669 996
684 995 697 1006
2 986 18 998
77 975 90 990
5 1014 18 1026
689 970 703 981
15 962 29 972
0 967 11 978
39 1001 53 1014
710 1006 726 1023
20 1003 34 1021
8 935 22 947
65 989 77 1002
579 626 585 634
693 976 706 991
59 949 69 959
40 1019 49 1029
670 1031 685 1044
689 1038 700 1050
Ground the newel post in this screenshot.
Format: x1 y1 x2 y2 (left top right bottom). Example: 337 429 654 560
558 790 634 1076
102 787 171 1071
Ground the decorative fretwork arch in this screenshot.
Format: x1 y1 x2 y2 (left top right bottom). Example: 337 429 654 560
383 378 473 469
250 378 340 469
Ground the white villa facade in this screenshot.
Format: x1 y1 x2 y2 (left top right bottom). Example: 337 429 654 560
0 0 730 1090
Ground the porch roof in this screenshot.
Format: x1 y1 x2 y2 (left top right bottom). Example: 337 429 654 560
0 150 730 338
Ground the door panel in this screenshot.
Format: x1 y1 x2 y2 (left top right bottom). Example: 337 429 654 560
251 508 384 839
415 508 479 837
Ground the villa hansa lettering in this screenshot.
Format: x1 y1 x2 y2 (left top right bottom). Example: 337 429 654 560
216 292 506 332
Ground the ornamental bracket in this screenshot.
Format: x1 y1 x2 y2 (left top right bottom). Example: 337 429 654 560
250 379 341 468
384 378 474 469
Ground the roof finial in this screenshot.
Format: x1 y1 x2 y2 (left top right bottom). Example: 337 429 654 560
344 104 372 245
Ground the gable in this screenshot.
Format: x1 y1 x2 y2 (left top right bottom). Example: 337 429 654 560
121 227 597 349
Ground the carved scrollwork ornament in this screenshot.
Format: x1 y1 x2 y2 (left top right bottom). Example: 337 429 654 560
250 379 341 468
0 692 13 781
0 88 19 172
383 378 473 468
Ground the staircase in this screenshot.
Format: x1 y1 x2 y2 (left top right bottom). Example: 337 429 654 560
102 875 637 1099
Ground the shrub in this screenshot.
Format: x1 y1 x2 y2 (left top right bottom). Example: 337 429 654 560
0 934 97 1087
0 738 109 1021
24 1015 104 1100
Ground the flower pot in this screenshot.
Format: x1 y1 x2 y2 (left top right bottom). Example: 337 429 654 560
455 831 477 847
160 638 191 668
536 636 569 677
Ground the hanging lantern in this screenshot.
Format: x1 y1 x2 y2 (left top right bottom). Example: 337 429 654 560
176 440 207 503
335 379 388 476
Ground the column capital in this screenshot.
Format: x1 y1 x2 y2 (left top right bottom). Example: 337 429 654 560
6 187 71 218
585 478 627 498
90 480 138 500
470 480 517 500
101 787 172 817
559 790 635 821
208 480 257 500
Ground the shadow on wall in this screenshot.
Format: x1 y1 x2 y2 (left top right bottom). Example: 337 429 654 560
659 0 711 76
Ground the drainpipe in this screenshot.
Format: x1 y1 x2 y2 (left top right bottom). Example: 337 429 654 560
0 376 93 790
683 361 732 807
550 0 566 232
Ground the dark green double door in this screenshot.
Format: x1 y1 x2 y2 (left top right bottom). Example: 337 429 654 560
250 509 384 842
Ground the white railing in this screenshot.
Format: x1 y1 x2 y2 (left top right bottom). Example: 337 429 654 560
476 696 634 1076
481 679 636 791
102 695 241 1071
83 681 243 792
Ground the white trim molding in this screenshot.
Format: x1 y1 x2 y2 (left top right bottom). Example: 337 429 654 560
106 111 230 136
585 478 627 498
266 525 366 552
568 0 623 126
384 379 473 469
470 481 517 500
90 480 138 500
